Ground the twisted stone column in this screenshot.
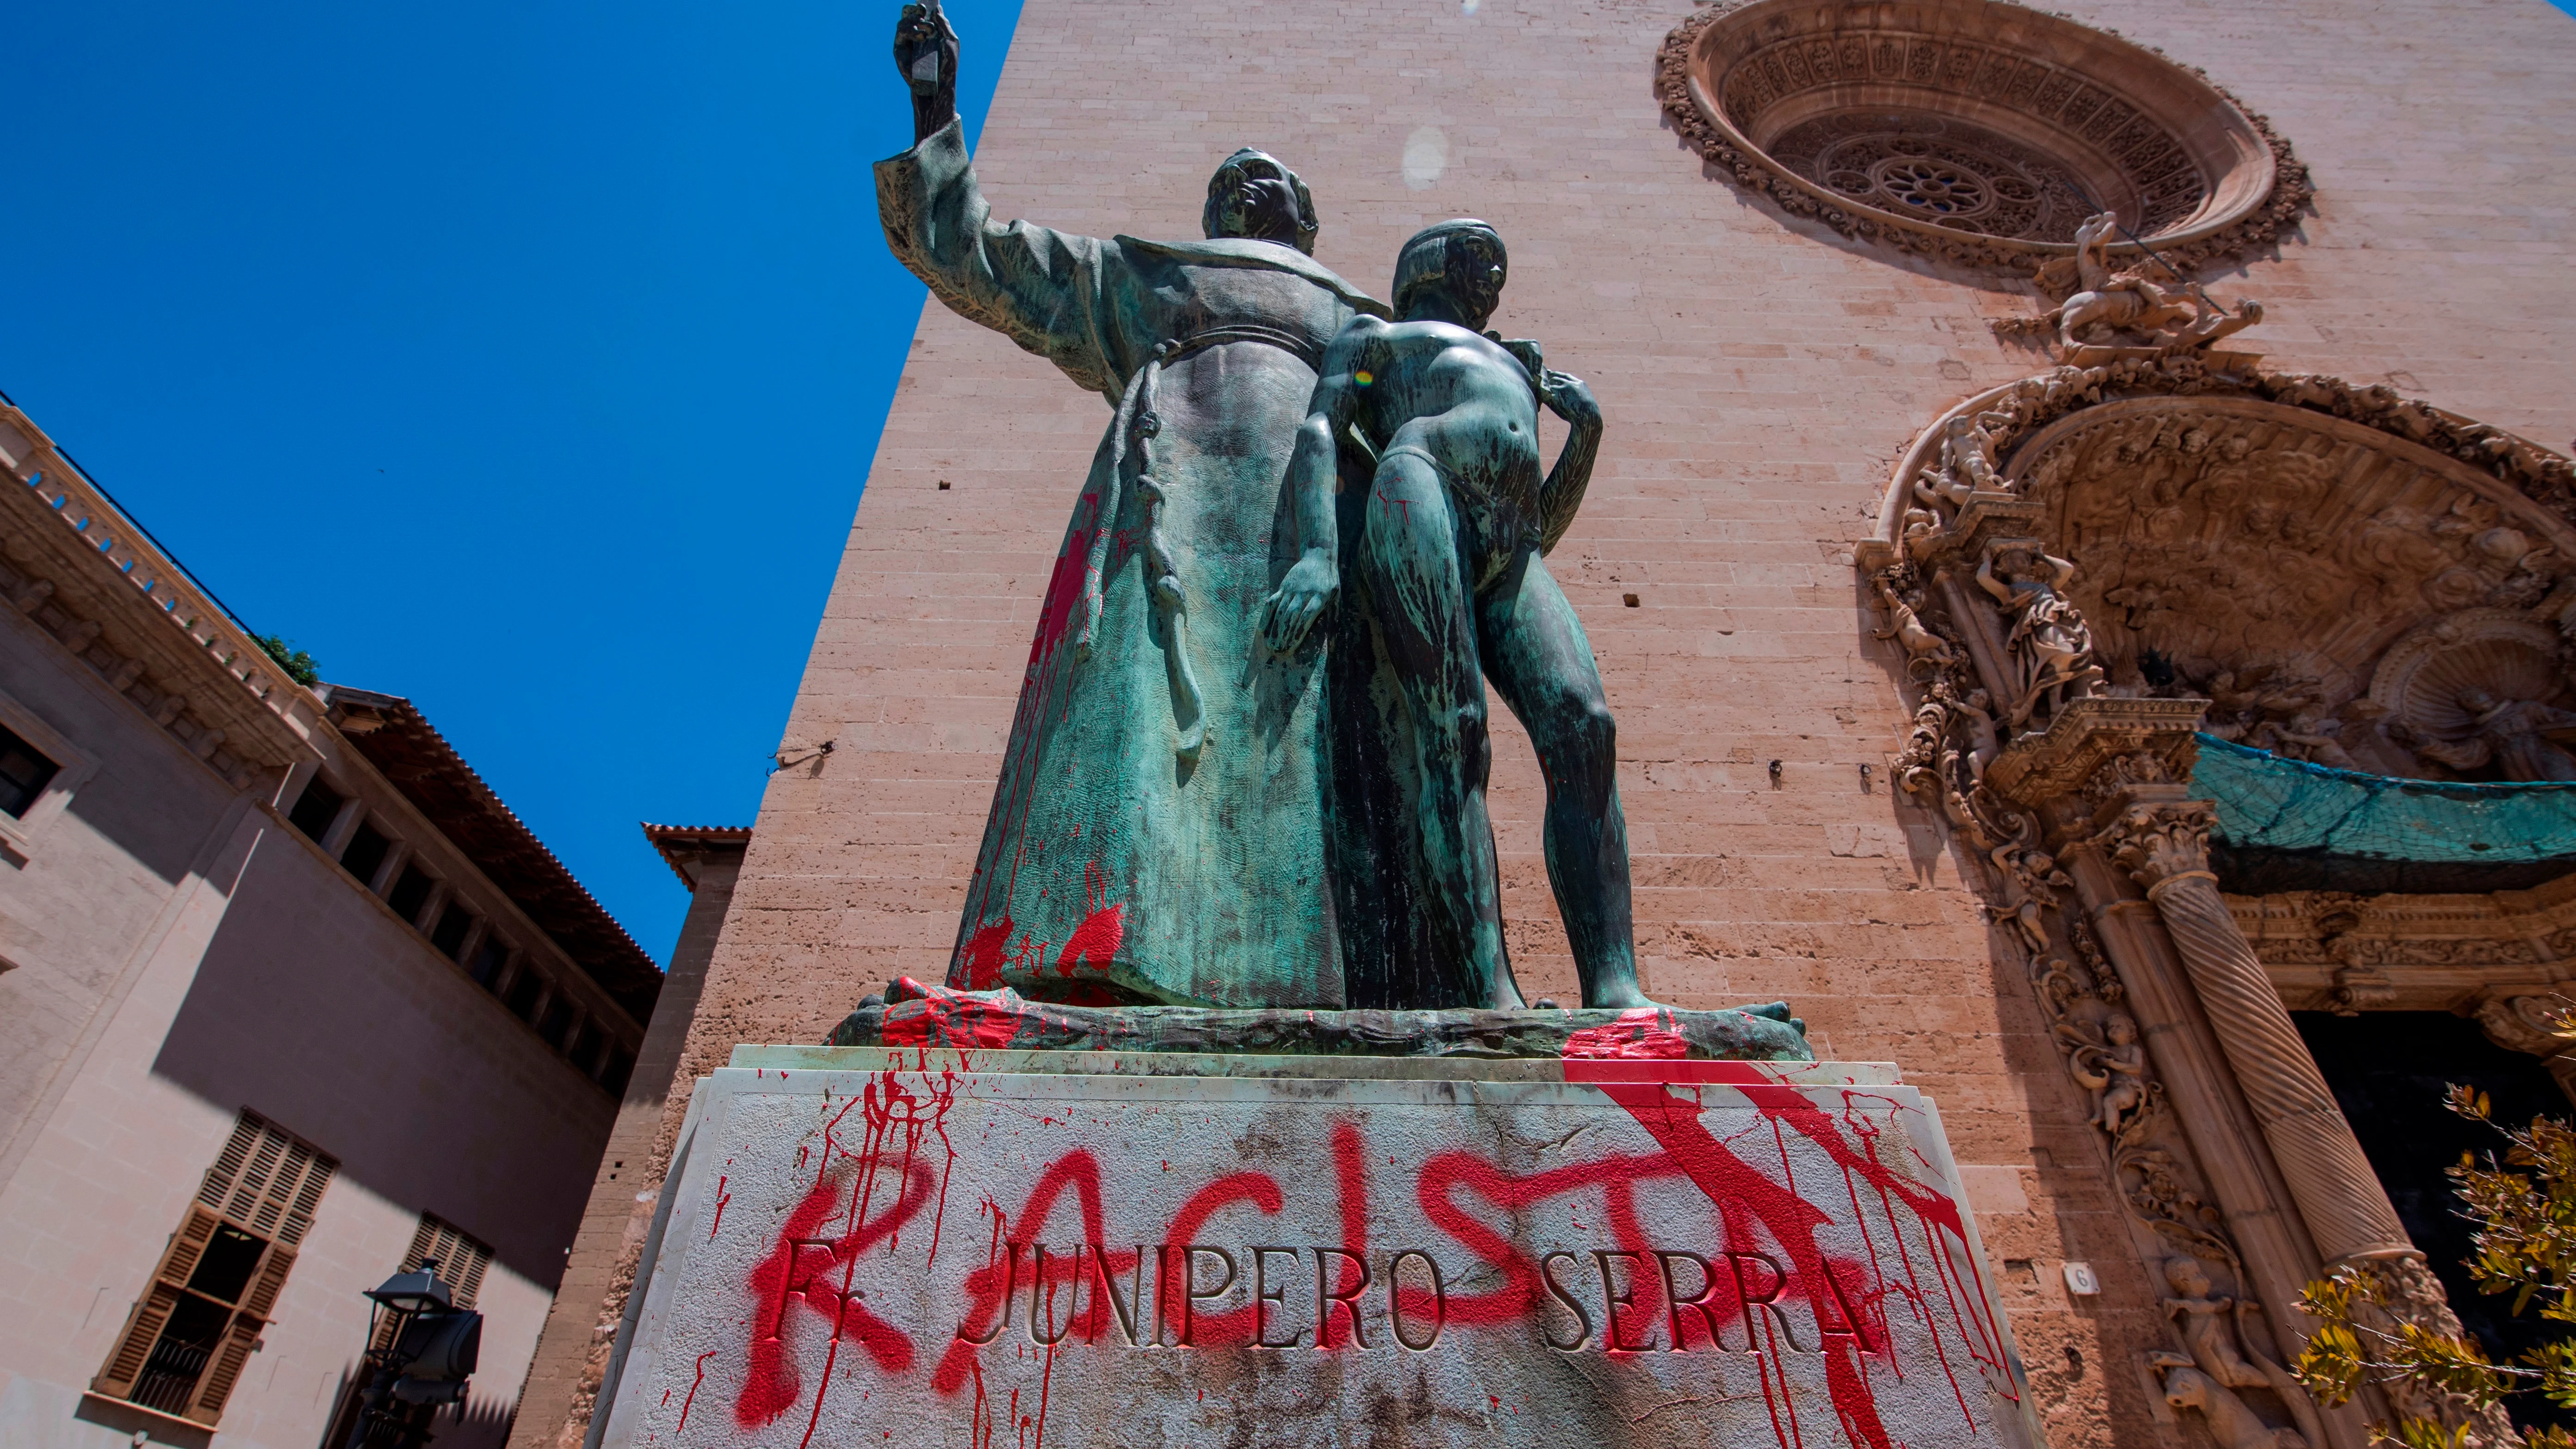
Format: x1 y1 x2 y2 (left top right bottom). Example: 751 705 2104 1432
2104 801 2521 1444
2103 801 2411 1264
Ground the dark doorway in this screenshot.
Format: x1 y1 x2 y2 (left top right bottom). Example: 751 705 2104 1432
2298 1010 2572 1431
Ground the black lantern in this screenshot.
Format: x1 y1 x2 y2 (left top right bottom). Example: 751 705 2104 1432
335 1259 482 1449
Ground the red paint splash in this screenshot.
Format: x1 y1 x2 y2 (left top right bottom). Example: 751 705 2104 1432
675 1349 717 1433
958 919 1014 991
1053 900 1123 978
1562 1008 1690 1059
882 986 1029 1051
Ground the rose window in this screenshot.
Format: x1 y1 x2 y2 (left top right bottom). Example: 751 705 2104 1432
1657 0 2310 274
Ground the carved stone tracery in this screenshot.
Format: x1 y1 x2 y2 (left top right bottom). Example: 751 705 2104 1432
1657 0 2312 280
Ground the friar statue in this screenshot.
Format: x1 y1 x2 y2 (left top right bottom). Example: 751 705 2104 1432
880 5 1385 1007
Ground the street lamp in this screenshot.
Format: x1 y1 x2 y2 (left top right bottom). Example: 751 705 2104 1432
338 1260 481 1449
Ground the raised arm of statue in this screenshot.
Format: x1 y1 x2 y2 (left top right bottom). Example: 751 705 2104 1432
1976 550 2011 606
875 119 1121 399
893 2 960 145
2073 211 2118 294
1535 367 1603 556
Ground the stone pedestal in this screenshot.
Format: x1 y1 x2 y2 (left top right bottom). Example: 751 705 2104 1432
593 1047 2040 1449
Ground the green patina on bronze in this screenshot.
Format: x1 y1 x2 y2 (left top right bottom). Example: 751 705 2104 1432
884 10 1381 1008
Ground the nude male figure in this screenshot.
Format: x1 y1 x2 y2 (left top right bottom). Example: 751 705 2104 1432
1261 219 1652 1010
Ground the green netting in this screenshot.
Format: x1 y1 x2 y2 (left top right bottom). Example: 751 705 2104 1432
2192 734 2576 864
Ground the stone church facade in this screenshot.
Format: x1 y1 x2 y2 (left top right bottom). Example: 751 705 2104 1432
519 0 2576 1445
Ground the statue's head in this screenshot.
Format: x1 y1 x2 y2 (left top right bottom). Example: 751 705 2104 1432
1203 149 1319 255
1393 220 1507 328
2162 1257 2211 1296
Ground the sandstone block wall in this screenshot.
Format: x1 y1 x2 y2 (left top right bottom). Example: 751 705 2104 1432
660 0 2576 1444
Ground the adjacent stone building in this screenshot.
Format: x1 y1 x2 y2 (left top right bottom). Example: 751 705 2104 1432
515 0 2575 1444
0 394 660 1449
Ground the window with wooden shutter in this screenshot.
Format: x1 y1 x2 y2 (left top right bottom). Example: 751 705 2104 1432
92 1111 338 1426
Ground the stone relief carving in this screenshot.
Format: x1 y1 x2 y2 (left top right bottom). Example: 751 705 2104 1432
1859 343 2576 1449
2371 611 2576 780
2000 211 2264 363
1870 347 2576 786
1866 558 2324 1449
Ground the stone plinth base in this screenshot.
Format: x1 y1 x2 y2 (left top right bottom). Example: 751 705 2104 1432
594 1047 2040 1449
827 977 1814 1060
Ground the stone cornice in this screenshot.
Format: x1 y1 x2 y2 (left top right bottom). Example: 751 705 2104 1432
0 400 323 780
1984 694 2208 808
2235 875 2576 1012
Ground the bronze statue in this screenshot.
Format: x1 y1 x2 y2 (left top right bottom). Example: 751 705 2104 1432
1263 221 1650 1010
884 4 1384 1006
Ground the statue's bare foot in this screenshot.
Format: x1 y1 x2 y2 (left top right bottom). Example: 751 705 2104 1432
1580 979 1662 1012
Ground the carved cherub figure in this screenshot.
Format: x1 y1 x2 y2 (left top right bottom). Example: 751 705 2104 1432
1954 688 2003 784
2162 1257 2269 1391
1874 580 1957 675
2250 703 2361 771
1942 412 2006 495
2064 1012 2148 1137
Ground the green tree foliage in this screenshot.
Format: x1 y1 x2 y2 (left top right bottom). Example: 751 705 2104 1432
2293 1084 2576 1448
256 633 320 687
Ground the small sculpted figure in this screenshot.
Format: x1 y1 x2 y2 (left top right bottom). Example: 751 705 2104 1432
1976 546 2104 728
1873 579 1957 676
2068 1012 2146 1138
2042 212 2262 358
1262 220 1651 1010
2410 687 2576 780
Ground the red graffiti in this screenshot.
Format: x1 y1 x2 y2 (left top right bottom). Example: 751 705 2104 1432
739 1066 967 1435
1320 1122 1368 1350
717 1061 2009 1449
736 1161 935 1427
934 1149 1144 1393
1154 1172 1285 1347
1567 1063 2008 1449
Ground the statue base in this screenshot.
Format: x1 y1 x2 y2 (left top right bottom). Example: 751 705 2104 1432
828 977 1813 1061
593 1046 2040 1449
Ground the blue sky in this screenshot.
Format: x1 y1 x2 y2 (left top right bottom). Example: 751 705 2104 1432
3 0 1022 960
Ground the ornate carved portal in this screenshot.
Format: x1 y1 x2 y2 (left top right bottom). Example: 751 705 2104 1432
1857 322 2575 1449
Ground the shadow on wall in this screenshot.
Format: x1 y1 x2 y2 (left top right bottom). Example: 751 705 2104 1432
317 1360 518 1449
147 821 614 1289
